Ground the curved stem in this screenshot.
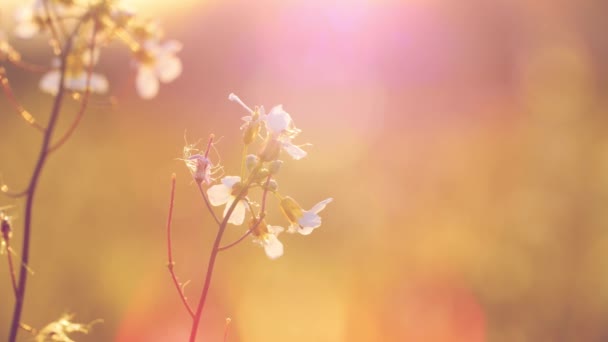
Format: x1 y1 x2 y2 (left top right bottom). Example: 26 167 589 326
217 226 254 252
189 165 261 342
6 244 18 297
8 23 81 342
166 174 195 319
48 21 98 154
196 182 220 226
218 175 272 252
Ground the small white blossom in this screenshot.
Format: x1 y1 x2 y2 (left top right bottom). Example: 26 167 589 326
280 197 333 235
135 40 182 99
39 69 109 95
229 93 307 159
35 314 99 342
265 105 300 138
207 176 247 225
252 225 284 259
14 5 43 39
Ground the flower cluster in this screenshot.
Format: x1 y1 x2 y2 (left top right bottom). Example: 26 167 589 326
11 0 182 99
186 93 332 259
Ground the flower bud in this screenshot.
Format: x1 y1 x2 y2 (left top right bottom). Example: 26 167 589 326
243 122 261 145
268 160 283 175
264 179 278 192
259 138 280 162
245 154 259 171
279 196 303 224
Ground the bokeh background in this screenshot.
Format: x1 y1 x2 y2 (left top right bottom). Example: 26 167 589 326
2 0 608 341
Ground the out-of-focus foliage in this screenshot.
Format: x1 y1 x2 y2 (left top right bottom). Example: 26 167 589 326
1 0 608 341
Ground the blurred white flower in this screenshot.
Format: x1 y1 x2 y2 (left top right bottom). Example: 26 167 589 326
207 176 248 225
40 71 108 95
280 197 333 235
134 40 182 99
35 314 100 342
252 225 284 259
229 93 307 159
13 5 44 39
265 105 301 138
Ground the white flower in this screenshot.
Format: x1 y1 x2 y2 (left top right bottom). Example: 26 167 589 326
207 176 248 225
280 197 333 235
14 1 83 39
35 314 99 342
252 225 284 259
229 93 308 159
39 65 109 95
14 5 43 39
265 105 301 138
135 40 182 99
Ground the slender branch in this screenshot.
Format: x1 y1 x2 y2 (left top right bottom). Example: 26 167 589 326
217 225 255 252
6 244 18 296
195 134 221 225
8 22 82 342
48 21 98 154
218 175 272 252
1 187 30 199
41 0 63 55
2 218 18 296
196 182 220 226
189 165 262 342
166 173 195 319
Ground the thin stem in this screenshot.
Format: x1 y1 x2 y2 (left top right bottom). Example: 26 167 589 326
218 175 272 252
189 165 262 342
240 145 247 179
196 183 220 226
217 224 255 252
8 23 82 342
6 243 18 296
1 187 30 199
166 174 195 319
195 134 221 225
41 0 63 55
48 21 99 154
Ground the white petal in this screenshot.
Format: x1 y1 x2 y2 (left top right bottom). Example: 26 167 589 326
267 225 284 235
263 234 284 259
89 73 109 93
310 198 333 214
298 211 321 230
14 22 39 39
161 40 183 54
221 176 241 189
207 184 231 206
157 55 182 83
39 70 60 95
281 140 307 160
287 223 299 234
298 225 316 236
136 67 159 99
69 76 87 91
224 198 246 225
265 105 291 134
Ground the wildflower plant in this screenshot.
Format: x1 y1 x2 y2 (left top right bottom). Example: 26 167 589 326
166 93 332 340
1 1 181 341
